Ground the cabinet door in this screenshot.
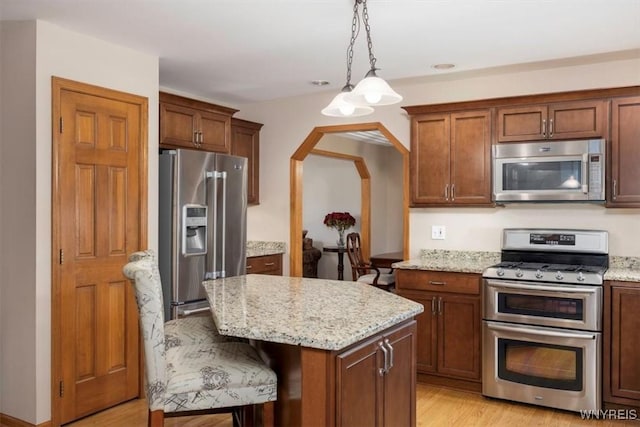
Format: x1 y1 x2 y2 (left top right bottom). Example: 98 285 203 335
160 102 198 149
450 110 492 205
246 254 282 275
606 282 640 403
410 294 437 374
437 293 481 380
547 100 606 140
410 114 450 205
336 335 383 427
496 105 546 142
199 109 231 153
609 96 640 207
382 321 417 427
231 119 262 205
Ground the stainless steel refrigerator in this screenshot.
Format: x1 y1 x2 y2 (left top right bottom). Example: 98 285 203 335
159 148 247 319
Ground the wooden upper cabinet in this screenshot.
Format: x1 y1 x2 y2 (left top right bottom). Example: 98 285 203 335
159 92 237 153
411 113 450 205
609 96 640 207
231 118 263 205
410 110 491 206
496 99 607 142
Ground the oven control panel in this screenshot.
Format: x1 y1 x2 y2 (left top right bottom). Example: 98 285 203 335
503 228 608 254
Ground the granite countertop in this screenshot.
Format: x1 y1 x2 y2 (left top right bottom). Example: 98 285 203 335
393 249 501 274
246 241 286 257
392 249 640 283
202 274 424 351
605 256 640 282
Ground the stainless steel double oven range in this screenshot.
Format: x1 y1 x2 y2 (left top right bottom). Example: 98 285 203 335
482 228 608 412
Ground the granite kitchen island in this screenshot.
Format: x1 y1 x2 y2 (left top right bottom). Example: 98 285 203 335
202 274 424 427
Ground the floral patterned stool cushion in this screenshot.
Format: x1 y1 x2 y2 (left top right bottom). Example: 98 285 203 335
163 341 277 413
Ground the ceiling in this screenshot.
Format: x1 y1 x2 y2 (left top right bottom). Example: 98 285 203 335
1 0 639 106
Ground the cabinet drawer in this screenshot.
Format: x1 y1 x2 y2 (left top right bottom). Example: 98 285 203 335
246 254 282 275
396 270 480 295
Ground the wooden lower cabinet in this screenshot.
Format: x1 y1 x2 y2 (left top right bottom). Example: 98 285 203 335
336 321 417 427
254 319 417 427
604 280 640 407
397 270 481 391
246 253 282 275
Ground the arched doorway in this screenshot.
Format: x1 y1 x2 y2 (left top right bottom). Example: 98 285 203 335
289 122 409 277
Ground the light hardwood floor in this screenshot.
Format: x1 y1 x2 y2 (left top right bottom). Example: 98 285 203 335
55 383 638 426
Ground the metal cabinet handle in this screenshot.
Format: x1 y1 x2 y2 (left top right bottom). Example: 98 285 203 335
378 341 389 376
451 184 455 201
199 131 203 145
613 179 617 199
431 297 437 315
549 118 554 137
264 262 275 266
384 338 394 371
246 265 253 269
542 119 547 138
437 297 442 315
444 184 449 201
193 130 199 146
429 281 447 286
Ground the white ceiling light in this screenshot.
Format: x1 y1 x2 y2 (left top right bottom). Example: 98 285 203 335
343 0 402 108
322 0 400 117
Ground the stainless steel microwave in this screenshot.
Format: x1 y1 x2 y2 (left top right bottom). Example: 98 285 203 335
493 139 605 202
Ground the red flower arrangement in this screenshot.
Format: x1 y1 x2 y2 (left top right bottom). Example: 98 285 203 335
323 211 356 231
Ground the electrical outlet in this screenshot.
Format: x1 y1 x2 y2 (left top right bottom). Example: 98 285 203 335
431 225 446 240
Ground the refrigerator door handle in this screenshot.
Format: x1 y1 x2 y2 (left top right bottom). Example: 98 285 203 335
205 170 227 279
220 171 227 278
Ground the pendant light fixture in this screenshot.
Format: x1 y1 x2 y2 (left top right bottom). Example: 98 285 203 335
321 0 374 117
344 0 402 107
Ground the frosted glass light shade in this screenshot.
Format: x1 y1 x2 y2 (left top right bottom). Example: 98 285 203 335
345 72 403 106
321 91 374 117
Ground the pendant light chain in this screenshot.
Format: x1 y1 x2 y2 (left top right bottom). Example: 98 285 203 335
345 0 361 89
321 0 401 116
361 0 377 71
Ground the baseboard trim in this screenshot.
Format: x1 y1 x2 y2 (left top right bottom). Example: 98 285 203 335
417 372 482 393
0 413 51 427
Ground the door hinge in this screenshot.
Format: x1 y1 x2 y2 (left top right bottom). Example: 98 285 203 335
59 117 63 133
59 380 64 397
59 249 64 265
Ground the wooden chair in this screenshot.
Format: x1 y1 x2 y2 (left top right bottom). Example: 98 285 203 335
123 257 277 427
128 250 237 348
345 232 395 291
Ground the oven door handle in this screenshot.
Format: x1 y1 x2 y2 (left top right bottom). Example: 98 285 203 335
485 279 598 294
486 322 597 340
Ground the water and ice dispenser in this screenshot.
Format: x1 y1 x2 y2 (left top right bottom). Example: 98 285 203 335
182 205 207 256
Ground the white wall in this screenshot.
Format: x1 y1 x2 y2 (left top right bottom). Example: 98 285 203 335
0 20 159 424
238 53 640 261
0 21 38 424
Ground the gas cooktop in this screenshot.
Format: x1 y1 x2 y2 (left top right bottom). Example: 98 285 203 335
483 228 609 286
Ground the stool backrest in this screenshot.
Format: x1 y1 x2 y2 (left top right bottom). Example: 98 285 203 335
123 257 167 411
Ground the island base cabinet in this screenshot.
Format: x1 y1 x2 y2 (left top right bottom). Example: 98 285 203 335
254 320 417 427
337 321 417 427
604 281 640 408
